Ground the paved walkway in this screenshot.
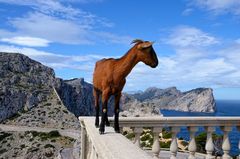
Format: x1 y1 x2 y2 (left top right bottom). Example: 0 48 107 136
0 124 80 139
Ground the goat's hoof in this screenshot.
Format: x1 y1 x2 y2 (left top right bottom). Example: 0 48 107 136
99 129 104 135
115 129 120 133
114 127 120 133
106 121 110 127
95 122 99 128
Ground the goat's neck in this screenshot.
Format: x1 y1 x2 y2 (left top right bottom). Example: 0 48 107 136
116 48 139 79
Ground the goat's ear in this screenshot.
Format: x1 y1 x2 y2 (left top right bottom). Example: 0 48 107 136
137 41 154 49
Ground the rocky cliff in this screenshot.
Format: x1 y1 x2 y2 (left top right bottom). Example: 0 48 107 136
120 87 216 116
0 53 80 159
55 78 95 116
0 52 55 122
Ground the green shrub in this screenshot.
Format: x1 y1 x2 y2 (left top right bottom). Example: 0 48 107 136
27 147 39 153
26 130 61 141
162 129 172 139
62 110 68 114
160 141 171 148
125 132 135 140
48 131 61 138
45 103 52 106
0 148 7 154
44 144 55 148
20 144 26 149
0 132 11 141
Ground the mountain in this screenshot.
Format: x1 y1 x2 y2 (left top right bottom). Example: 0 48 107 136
0 52 80 159
54 78 95 116
0 52 55 122
120 87 216 117
0 52 216 121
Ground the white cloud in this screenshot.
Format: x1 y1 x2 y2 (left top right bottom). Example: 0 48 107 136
0 11 128 45
218 44 240 65
1 38 240 91
0 0 82 19
236 39 240 44
0 0 130 46
1 36 50 47
125 48 240 91
0 44 105 72
125 32 240 91
191 0 240 15
60 0 104 3
92 32 132 45
165 26 219 47
8 12 92 45
182 8 194 16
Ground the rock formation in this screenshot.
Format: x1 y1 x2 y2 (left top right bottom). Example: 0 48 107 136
121 87 216 117
55 78 95 116
0 52 55 122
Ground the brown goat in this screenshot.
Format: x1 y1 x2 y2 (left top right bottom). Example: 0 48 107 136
93 39 158 134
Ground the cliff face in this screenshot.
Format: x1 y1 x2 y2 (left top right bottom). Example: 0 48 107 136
55 78 95 116
121 87 216 116
0 52 55 122
167 88 216 112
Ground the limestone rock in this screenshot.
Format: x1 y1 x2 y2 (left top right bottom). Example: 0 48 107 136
55 78 95 116
121 87 216 116
0 52 55 122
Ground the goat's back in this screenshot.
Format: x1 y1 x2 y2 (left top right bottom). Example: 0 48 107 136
93 58 116 90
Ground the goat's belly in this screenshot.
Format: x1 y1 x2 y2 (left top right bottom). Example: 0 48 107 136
110 84 124 94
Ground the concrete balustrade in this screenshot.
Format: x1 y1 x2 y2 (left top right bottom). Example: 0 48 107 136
134 127 143 147
205 126 215 159
152 127 162 159
170 127 180 159
221 126 232 159
188 126 198 159
79 117 240 159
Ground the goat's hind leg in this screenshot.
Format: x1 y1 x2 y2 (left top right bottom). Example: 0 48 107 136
105 108 110 126
114 93 121 133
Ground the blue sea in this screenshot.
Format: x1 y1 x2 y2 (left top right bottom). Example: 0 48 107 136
161 100 240 156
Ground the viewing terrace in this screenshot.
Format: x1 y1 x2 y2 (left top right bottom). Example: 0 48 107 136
79 116 240 159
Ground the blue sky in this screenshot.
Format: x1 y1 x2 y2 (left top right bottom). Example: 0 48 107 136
0 0 240 100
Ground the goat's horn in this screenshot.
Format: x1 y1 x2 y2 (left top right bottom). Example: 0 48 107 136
131 39 144 44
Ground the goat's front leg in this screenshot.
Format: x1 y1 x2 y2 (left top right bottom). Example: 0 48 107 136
114 93 121 133
99 90 110 134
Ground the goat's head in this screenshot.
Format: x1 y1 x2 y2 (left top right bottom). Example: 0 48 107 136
132 39 158 68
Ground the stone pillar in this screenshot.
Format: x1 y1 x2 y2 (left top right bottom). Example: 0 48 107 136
152 127 162 159
170 127 180 159
134 127 143 148
221 126 232 159
205 126 215 159
188 126 198 159
80 120 87 159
